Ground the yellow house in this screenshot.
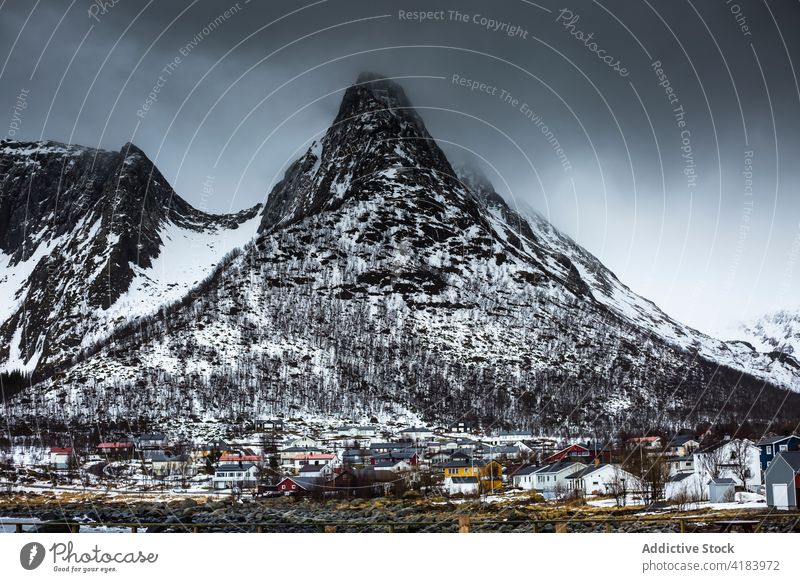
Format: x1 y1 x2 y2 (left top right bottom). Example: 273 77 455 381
442 459 502 492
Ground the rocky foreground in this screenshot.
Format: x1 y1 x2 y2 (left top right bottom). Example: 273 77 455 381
1 493 797 533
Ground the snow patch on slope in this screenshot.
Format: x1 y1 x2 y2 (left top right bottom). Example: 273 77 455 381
81 212 261 347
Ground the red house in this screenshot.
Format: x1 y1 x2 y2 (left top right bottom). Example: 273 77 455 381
543 443 610 464
276 476 322 496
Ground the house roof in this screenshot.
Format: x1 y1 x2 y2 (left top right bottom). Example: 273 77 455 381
565 464 612 479
50 448 72 454
775 451 800 472
536 461 585 475
280 446 322 453
709 478 736 484
668 472 695 483
369 442 406 450
373 461 406 468
449 476 479 484
373 450 418 459
757 434 800 446
151 453 189 463
97 442 134 448
220 454 262 462
216 463 256 472
512 464 540 477
488 446 520 454
667 435 697 446
138 433 166 440
334 425 375 432
441 458 498 468
205 439 229 448
667 454 694 462
696 439 743 454
299 464 328 473
628 436 661 442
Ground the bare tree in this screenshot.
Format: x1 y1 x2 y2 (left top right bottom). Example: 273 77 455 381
697 444 726 481
727 439 754 489
607 466 630 507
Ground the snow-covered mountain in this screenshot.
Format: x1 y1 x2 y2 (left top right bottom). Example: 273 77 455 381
0 140 261 378
736 309 800 357
2 74 799 431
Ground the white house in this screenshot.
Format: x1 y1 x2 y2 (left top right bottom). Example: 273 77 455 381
297 463 334 479
445 476 480 496
692 439 761 495
665 435 700 457
532 461 586 498
287 436 320 448
565 464 640 496
332 425 378 438
373 459 412 473
399 427 435 441
490 430 533 444
666 455 694 476
285 453 338 473
212 463 259 490
151 453 193 478
511 465 540 490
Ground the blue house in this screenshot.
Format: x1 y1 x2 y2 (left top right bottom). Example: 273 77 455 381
756 435 800 472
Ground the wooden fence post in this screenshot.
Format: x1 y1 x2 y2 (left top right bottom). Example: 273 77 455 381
458 515 471 533
555 522 568 533
324 525 337 533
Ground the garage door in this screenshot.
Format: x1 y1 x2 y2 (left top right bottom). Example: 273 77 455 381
772 483 789 510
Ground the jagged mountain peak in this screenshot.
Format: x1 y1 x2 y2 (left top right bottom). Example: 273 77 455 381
334 73 426 130
258 73 459 234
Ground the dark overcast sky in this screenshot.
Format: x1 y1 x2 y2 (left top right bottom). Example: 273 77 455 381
1 0 799 336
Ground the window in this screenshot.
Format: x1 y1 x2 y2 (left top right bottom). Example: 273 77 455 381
779 444 788 452
767 445 772 454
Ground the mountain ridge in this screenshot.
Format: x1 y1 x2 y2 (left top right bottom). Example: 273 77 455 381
0 138 261 379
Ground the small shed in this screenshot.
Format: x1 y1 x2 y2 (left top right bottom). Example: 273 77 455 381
765 451 800 510
708 478 736 503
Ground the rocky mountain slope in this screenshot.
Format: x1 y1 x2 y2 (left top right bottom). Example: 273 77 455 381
0 140 261 380
2 74 798 432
